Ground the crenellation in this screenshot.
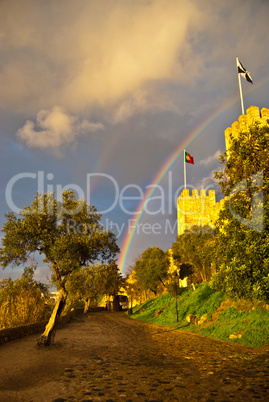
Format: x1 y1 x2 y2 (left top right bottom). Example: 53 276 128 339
182 188 189 197
231 120 240 133
246 105 260 123
238 114 247 131
225 106 269 152
208 190 216 203
177 189 219 235
178 105 268 237
261 107 269 121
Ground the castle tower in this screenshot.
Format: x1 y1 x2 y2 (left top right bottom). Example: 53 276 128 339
176 105 269 236
225 106 269 153
177 189 221 235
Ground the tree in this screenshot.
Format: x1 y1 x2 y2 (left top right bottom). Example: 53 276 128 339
212 122 269 300
64 265 101 313
134 247 169 295
64 261 123 313
101 261 123 298
171 225 215 283
124 269 146 308
0 190 120 345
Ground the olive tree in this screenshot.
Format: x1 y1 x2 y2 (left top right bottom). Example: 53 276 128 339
65 261 123 313
0 190 119 346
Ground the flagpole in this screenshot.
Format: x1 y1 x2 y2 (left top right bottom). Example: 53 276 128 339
184 149 186 189
236 57 245 115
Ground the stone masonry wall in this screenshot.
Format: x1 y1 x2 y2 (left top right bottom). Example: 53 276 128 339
225 105 269 152
0 307 104 344
177 189 222 235
177 105 269 236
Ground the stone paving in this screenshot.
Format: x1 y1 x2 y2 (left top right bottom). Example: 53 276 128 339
0 311 269 401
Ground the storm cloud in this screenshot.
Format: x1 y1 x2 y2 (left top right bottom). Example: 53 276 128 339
1 0 269 278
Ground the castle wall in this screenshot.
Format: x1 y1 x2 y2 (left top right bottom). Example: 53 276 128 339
225 105 269 152
177 106 269 237
177 189 221 235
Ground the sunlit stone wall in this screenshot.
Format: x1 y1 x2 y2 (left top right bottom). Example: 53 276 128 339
177 189 222 235
225 105 269 153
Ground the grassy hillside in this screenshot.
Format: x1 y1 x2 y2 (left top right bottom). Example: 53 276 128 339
129 284 269 347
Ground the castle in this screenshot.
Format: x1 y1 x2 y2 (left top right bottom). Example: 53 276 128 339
225 105 269 152
177 105 269 236
124 105 269 305
177 189 222 235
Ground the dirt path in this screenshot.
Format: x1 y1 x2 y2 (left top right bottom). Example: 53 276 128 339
0 311 269 401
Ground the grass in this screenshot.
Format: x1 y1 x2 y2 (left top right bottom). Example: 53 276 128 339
130 284 269 347
200 306 269 347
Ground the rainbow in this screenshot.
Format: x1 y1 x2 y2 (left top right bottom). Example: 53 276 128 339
118 78 269 275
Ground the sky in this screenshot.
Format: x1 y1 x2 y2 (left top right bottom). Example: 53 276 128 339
1 0 269 282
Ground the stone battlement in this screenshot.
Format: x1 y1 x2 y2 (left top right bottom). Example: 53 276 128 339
225 105 269 151
177 189 222 235
177 105 268 236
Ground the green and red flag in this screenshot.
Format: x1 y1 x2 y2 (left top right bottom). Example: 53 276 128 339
185 151 194 164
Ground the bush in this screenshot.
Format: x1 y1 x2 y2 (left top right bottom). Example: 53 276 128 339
0 268 52 329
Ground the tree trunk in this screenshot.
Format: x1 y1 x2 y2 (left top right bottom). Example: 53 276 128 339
83 299 90 313
37 286 67 347
201 267 207 283
113 295 120 311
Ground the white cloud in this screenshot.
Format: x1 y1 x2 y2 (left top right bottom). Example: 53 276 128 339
17 106 104 150
199 150 221 166
195 169 217 190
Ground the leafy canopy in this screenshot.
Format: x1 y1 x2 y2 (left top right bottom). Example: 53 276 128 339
134 247 170 295
65 262 123 311
212 122 269 301
0 190 120 286
172 225 215 283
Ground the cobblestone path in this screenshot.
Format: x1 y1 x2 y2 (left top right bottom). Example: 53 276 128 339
0 311 269 401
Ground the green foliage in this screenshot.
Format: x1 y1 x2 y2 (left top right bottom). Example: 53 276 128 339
0 190 120 340
213 122 269 301
133 247 170 295
0 190 119 290
0 266 52 329
124 274 144 306
64 261 124 312
101 261 124 297
171 225 215 283
0 190 119 279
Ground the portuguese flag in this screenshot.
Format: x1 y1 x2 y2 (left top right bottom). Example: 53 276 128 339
185 151 194 164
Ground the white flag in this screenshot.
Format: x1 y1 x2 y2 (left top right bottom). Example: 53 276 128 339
237 59 253 84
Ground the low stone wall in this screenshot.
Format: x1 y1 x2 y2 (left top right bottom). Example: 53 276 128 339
0 306 104 345
0 320 47 345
